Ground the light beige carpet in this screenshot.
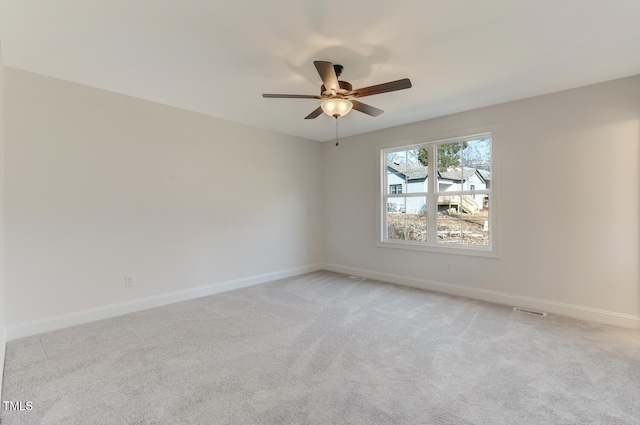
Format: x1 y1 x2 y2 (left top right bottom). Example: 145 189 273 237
2 271 640 424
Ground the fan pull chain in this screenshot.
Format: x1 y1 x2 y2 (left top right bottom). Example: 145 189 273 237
335 116 339 147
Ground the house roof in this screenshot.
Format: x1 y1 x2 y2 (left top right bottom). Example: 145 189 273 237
477 169 491 181
388 164 489 183
439 167 477 181
388 163 428 181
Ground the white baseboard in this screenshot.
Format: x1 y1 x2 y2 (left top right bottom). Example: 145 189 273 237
6 264 323 341
323 263 640 329
7 262 639 341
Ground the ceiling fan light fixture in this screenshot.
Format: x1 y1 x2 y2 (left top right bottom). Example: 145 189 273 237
321 98 353 118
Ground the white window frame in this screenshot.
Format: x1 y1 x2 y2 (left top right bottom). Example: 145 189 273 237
378 131 498 258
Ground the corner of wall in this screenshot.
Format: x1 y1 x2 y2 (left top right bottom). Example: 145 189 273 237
0 38 7 401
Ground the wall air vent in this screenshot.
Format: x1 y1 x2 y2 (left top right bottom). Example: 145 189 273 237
514 307 547 317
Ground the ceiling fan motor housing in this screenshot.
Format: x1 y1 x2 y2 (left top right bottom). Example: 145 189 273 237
321 80 353 97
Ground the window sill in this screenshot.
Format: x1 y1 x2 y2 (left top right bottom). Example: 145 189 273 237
377 240 499 258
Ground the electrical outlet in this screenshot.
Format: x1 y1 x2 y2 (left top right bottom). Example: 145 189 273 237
124 274 136 287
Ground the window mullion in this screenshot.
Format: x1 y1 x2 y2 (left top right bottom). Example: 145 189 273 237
427 144 438 243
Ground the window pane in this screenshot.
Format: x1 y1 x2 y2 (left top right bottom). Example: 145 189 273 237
438 216 460 244
387 172 405 194
437 142 463 171
437 195 490 246
463 138 491 191
464 193 485 212
462 138 491 169
406 197 427 241
438 195 461 244
460 195 490 246
387 150 407 195
387 150 406 165
405 162 428 193
438 195 459 243
438 195 460 214
436 142 464 191
387 149 428 194
386 198 406 240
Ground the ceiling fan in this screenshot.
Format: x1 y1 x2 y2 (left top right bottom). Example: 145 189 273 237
262 61 412 119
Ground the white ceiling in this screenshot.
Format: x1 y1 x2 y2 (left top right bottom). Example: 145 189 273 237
2 0 640 141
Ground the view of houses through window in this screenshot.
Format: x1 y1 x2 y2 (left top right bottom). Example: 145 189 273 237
382 134 492 251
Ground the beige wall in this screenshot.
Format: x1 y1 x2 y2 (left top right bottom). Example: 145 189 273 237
3 66 639 336
323 75 640 327
4 68 324 330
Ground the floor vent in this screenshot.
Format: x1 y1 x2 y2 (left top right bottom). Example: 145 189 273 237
514 307 547 317
348 275 367 281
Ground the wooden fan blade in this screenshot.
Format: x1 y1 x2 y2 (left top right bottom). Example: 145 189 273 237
350 78 412 98
314 61 340 93
263 94 322 99
350 100 384 117
304 106 324 119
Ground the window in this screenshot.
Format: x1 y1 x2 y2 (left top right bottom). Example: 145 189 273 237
390 184 403 194
380 133 494 256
